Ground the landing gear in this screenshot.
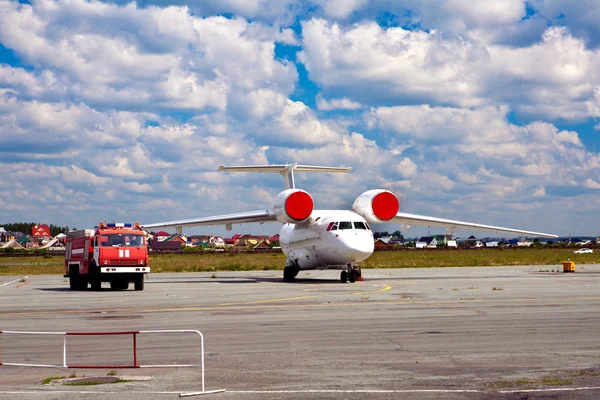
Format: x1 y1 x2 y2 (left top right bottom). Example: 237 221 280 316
283 266 297 282
349 270 358 283
340 270 348 283
341 264 362 283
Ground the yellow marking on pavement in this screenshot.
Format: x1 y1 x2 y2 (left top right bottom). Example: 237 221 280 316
15 281 30 289
353 285 392 295
220 295 318 306
220 284 392 306
2 295 600 318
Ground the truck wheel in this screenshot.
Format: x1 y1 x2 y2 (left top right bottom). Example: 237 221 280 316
90 278 101 291
77 275 88 290
69 266 78 290
134 276 144 291
89 262 101 290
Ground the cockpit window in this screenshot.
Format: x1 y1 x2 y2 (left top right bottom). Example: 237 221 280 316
353 221 369 230
327 222 338 231
338 221 353 230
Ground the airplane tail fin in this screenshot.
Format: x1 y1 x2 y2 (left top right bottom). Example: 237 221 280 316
218 163 352 189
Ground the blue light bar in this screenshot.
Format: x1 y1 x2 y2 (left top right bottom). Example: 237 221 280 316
107 223 116 227
124 223 132 227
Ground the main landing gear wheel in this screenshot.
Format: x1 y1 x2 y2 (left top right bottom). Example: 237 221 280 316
283 266 296 282
348 269 357 283
340 270 348 283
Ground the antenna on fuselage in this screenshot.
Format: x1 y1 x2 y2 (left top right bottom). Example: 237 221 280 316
218 164 352 190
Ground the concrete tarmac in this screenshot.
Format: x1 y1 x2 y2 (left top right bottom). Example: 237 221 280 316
1 265 600 399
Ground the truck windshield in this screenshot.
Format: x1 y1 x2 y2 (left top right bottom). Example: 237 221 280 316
101 234 144 247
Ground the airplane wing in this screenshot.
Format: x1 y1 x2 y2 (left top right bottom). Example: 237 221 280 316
143 210 278 230
392 212 558 238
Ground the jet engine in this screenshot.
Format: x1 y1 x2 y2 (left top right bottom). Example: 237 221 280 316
271 189 314 224
352 189 399 224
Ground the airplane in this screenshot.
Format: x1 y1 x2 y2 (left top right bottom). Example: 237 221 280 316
144 164 558 283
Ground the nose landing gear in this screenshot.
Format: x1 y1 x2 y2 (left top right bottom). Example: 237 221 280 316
283 266 300 282
340 264 362 283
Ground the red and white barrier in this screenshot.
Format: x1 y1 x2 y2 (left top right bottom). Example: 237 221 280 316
0 329 224 396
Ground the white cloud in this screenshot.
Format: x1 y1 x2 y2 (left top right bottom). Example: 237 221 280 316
366 105 600 206
316 94 363 111
300 19 600 120
0 0 297 112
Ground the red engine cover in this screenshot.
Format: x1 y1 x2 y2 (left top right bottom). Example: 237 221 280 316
285 191 314 221
272 189 314 223
371 191 399 221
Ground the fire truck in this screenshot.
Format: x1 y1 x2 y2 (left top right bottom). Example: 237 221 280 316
64 222 149 291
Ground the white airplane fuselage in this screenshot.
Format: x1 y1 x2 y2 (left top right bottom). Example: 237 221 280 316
279 210 374 270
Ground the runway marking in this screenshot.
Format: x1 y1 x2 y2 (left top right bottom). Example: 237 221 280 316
499 386 600 393
16 281 30 289
1 276 27 288
353 285 392 295
2 295 600 318
219 285 392 306
2 387 600 395
220 295 318 306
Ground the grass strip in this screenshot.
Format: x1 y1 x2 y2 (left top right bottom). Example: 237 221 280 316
0 248 597 276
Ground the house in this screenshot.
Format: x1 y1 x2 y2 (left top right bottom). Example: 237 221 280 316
252 240 273 251
432 234 449 246
188 235 225 248
269 234 280 243
188 235 212 247
416 237 437 249
517 240 533 247
225 234 245 246
17 236 34 248
31 225 52 239
1 239 22 249
39 238 66 251
163 234 187 247
447 240 457 248
485 241 499 248
235 234 270 248
465 235 478 248
152 231 172 242
374 239 391 248
0 227 15 243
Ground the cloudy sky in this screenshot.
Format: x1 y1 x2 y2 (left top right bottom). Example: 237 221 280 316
1 0 599 237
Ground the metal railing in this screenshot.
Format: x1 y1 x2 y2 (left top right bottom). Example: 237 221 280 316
0 329 224 396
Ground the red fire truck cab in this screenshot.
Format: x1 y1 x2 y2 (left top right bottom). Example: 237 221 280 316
64 222 150 291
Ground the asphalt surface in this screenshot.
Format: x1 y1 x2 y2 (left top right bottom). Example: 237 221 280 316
1 265 600 399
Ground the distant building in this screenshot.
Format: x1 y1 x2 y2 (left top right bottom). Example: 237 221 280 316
252 240 273 251
485 241 499 248
236 234 270 248
447 240 457 248
374 239 391 248
416 237 437 249
153 231 171 242
0 227 15 243
32 225 52 239
163 234 187 247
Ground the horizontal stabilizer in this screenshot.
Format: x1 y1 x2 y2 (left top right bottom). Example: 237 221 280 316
219 163 351 189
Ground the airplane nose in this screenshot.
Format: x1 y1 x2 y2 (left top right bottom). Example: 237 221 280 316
340 235 374 262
